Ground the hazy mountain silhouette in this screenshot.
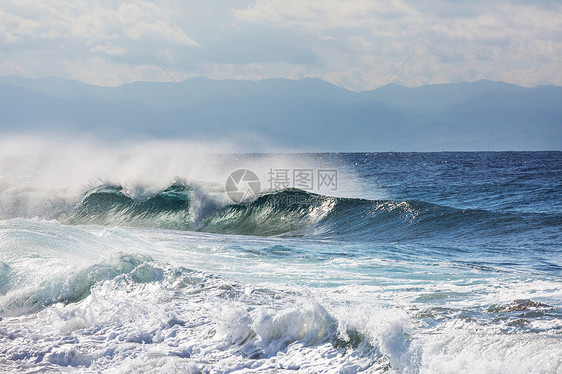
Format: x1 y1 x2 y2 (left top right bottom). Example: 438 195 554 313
0 75 560 151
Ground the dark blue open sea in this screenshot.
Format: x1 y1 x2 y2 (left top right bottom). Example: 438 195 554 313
0 151 560 373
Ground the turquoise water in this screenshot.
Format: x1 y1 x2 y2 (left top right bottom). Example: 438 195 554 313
0 152 560 373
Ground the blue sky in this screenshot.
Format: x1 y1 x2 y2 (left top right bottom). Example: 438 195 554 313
1 0 561 90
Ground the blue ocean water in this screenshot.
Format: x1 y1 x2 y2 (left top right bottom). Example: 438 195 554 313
0 151 560 373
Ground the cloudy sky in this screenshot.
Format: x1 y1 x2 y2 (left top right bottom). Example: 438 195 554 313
1 0 561 91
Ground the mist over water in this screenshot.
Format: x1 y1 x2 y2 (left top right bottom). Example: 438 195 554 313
0 137 560 373
0 136 367 220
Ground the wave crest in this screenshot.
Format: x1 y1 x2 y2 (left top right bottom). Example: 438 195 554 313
58 183 194 230
56 183 557 240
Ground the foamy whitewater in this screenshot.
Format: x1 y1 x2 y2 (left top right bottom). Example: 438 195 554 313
0 148 560 373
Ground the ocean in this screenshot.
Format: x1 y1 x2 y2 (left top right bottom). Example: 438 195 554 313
0 151 560 373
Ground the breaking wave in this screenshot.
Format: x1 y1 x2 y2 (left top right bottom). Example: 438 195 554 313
55 183 559 240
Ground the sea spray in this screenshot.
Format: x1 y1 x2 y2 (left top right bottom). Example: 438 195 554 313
0 151 560 373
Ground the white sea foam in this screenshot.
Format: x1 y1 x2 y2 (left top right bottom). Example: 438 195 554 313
1 219 560 373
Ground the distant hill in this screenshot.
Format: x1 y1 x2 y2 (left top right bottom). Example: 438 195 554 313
0 75 560 151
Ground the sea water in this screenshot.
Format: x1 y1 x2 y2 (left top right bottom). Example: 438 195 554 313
0 151 560 373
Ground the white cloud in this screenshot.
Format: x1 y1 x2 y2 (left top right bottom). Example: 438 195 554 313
232 0 562 89
0 0 202 85
0 1 198 46
0 57 28 76
233 0 415 31
0 0 561 89
90 43 127 56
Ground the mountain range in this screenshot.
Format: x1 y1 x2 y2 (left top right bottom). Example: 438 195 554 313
1 75 560 151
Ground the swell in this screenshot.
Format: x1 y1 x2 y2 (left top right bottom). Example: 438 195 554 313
57 183 194 230
57 183 560 240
